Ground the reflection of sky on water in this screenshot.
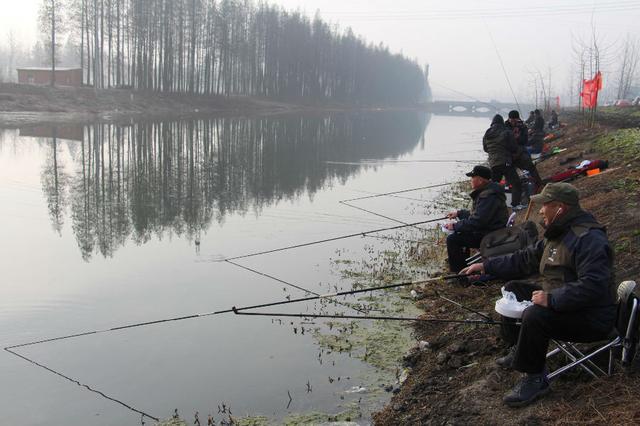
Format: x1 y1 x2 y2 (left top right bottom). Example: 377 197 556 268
0 113 487 425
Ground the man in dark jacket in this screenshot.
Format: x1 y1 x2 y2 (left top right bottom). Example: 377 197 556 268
525 111 535 126
528 109 546 154
444 165 509 272
461 183 615 407
549 110 559 129
506 110 543 195
483 114 523 209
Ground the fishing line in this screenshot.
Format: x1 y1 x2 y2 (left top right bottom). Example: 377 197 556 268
434 291 494 322
233 310 511 326
224 260 368 314
363 234 425 244
484 21 521 112
205 216 447 263
339 200 423 229
430 81 501 110
4 347 160 422
225 260 317 296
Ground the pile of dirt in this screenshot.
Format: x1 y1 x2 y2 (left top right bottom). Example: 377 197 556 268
374 117 640 425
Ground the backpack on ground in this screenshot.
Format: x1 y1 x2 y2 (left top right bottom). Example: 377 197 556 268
480 221 539 259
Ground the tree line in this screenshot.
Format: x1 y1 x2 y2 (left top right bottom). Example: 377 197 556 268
35 0 430 105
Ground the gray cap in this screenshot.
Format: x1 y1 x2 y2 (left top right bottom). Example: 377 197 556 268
530 182 579 206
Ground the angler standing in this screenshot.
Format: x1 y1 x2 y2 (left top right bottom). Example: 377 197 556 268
506 110 543 195
528 109 546 154
549 109 559 129
461 183 615 407
482 114 524 210
444 165 509 273
525 111 535 126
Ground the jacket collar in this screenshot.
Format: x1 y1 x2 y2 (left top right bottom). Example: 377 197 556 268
543 208 595 240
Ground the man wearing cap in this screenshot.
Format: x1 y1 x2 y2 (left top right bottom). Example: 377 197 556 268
461 183 615 407
444 165 509 273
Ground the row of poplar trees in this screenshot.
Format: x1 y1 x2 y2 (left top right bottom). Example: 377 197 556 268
45 0 430 105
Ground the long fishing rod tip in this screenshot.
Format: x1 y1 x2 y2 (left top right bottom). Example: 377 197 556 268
319 292 338 299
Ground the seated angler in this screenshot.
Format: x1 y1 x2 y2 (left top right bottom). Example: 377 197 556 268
444 165 509 273
461 183 616 407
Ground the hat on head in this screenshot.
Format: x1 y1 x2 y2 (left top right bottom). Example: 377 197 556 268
465 165 492 180
491 114 504 126
508 110 520 119
530 183 579 206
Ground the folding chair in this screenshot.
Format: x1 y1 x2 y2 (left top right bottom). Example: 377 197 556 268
547 280 639 380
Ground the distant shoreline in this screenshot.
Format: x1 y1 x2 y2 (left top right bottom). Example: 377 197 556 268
0 83 425 128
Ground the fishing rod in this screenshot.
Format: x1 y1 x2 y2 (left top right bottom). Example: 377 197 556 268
4 271 491 421
233 310 512 326
326 159 478 166
5 273 466 351
206 216 447 263
341 181 460 203
347 188 460 204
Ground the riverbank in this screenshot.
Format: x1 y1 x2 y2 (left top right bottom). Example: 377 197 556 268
373 113 640 424
0 83 326 127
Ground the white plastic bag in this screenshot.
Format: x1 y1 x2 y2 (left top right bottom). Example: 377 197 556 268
577 159 592 169
440 222 454 235
494 287 533 319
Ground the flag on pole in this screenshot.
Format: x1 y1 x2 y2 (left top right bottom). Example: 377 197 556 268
580 71 603 108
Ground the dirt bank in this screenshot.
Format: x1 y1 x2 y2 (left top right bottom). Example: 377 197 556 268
0 83 312 127
374 112 640 425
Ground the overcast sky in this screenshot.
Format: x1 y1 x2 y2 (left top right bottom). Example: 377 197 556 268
1 0 637 102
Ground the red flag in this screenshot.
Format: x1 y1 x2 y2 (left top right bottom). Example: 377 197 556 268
581 71 603 108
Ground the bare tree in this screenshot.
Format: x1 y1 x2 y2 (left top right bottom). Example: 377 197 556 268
38 0 66 85
569 22 614 126
615 34 639 100
58 0 428 104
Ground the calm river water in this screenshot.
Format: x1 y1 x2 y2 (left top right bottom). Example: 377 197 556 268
0 112 488 425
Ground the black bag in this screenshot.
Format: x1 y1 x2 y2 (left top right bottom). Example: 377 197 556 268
480 221 538 259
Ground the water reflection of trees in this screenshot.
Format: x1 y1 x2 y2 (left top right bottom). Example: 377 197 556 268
41 133 69 235
45 112 429 260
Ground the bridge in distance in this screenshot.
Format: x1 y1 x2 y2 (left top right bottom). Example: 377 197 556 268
420 100 534 117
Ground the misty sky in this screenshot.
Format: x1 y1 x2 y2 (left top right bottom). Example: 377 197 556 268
1 0 637 102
